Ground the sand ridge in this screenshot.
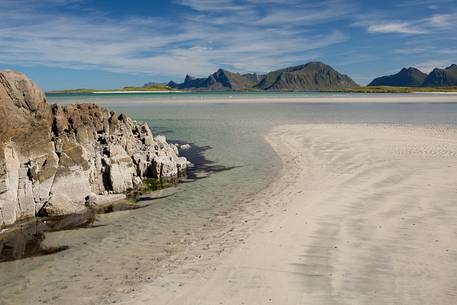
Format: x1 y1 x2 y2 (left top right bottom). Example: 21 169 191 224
120 123 457 305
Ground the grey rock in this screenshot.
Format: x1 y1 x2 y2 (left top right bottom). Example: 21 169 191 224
0 71 188 227
180 144 191 150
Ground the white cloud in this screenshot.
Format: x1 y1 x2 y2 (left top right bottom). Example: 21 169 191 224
355 9 457 36
394 47 430 54
367 22 426 34
0 0 350 79
178 0 248 12
397 0 455 8
427 14 457 28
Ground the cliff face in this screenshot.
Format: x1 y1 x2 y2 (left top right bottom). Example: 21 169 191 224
0 71 187 227
368 67 427 87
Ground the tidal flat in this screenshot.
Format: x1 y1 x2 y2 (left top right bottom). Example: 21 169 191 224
2 93 457 305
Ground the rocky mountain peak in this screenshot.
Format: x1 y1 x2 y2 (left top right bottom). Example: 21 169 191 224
184 74 196 82
368 67 427 87
422 64 457 87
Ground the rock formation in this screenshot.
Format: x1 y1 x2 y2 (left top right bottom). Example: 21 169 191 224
0 70 187 227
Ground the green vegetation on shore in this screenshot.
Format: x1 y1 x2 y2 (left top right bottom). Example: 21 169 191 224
337 86 457 93
47 85 457 94
47 84 176 94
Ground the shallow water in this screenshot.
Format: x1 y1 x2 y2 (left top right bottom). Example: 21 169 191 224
1 93 457 304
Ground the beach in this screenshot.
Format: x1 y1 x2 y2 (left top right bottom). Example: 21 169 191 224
119 123 457 305
50 92 457 106
3 0 457 303
3 97 457 305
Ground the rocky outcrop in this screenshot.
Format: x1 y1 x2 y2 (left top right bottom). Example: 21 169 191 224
0 70 187 227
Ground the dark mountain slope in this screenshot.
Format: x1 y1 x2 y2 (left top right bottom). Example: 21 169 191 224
256 62 358 91
168 69 261 91
422 64 457 87
368 67 427 87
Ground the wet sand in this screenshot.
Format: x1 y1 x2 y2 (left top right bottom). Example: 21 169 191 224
121 123 457 305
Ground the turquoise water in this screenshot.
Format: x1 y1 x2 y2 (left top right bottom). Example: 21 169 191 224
2 93 457 304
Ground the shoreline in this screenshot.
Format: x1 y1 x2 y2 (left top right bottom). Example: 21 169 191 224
49 94 457 105
92 90 186 94
46 90 457 96
117 123 457 305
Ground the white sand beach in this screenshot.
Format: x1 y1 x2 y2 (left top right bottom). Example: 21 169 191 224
92 90 185 94
120 123 457 305
71 94 457 106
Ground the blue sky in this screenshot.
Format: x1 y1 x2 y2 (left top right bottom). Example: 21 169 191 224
1 0 456 90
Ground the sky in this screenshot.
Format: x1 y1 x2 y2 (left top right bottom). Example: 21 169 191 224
1 0 457 90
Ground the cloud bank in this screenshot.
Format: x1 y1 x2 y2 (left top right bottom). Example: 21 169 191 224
0 0 350 79
0 0 456 84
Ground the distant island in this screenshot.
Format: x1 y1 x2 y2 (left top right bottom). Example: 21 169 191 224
47 62 457 94
47 84 180 94
168 62 359 91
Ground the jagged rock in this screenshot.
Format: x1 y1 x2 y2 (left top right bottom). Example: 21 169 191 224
0 71 187 227
180 144 191 150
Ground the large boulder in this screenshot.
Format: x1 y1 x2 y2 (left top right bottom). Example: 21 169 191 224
0 71 54 226
0 71 188 226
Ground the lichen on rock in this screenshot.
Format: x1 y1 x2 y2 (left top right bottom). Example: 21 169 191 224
0 70 187 227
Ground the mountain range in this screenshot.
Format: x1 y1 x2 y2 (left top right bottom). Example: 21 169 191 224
368 64 457 87
168 62 359 91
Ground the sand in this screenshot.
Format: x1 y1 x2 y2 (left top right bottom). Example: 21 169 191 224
92 91 185 94
115 123 457 305
55 93 457 106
